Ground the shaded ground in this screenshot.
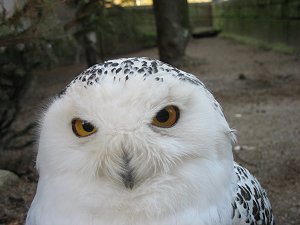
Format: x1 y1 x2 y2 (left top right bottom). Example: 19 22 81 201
1 37 299 224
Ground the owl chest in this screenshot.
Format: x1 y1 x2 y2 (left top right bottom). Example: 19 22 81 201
44 189 232 225
30 171 233 225
49 202 231 225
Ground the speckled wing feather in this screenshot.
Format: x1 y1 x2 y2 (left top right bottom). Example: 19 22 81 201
232 163 275 225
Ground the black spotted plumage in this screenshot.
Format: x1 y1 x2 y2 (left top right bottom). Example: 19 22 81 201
59 57 224 118
233 163 275 225
65 57 205 88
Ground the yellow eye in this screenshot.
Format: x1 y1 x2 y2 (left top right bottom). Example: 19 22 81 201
72 119 97 137
152 105 180 128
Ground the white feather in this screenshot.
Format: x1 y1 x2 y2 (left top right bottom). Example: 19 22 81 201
26 58 237 225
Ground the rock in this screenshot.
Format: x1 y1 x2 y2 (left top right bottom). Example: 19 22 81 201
0 169 19 190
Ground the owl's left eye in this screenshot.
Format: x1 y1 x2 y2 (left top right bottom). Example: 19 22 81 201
152 105 180 128
72 119 97 137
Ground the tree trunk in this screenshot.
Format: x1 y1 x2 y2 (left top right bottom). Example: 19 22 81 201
153 0 190 65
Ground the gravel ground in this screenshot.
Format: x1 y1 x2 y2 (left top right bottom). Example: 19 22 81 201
1 37 299 225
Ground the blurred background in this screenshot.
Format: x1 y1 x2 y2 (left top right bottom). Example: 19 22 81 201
0 0 299 224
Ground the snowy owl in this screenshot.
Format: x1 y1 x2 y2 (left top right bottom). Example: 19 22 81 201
26 57 274 225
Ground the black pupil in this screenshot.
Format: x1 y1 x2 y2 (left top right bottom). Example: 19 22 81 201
82 121 94 132
156 109 170 123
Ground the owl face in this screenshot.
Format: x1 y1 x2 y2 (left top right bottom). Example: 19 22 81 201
37 57 234 190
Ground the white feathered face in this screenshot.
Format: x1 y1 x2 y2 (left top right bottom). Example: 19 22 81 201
37 57 233 190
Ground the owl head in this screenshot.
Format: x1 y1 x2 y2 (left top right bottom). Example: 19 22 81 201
36 57 235 193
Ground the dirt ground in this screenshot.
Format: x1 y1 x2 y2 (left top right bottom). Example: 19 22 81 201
1 37 299 225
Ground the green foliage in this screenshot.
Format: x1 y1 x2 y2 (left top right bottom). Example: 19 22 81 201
99 6 142 54
68 1 156 59
220 32 294 54
0 0 72 152
0 0 74 66
212 0 300 53
0 45 36 151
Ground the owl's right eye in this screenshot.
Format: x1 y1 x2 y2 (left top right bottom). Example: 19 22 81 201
72 119 97 137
